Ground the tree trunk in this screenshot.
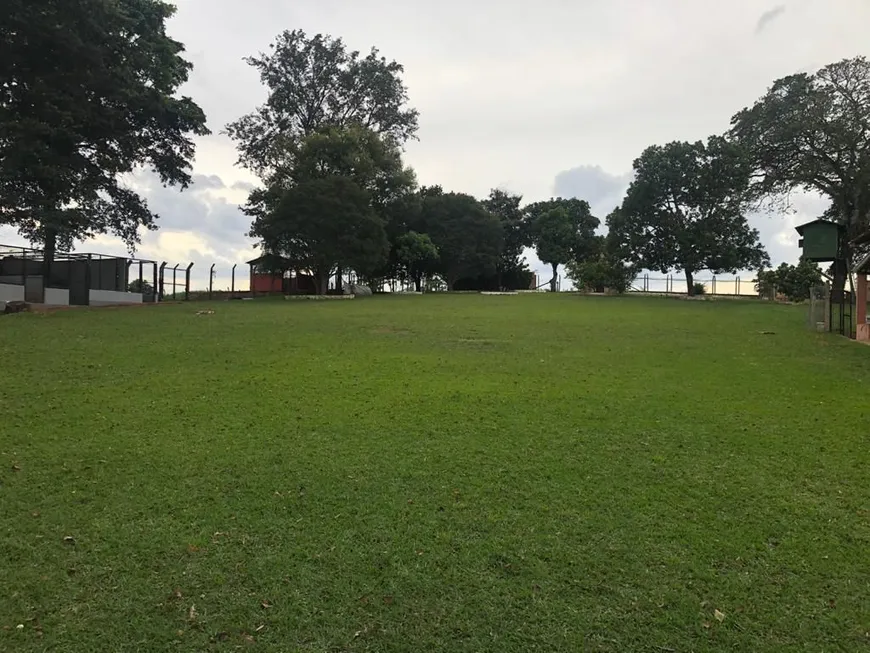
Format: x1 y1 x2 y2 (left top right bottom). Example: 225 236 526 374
685 269 695 296
335 266 343 293
315 270 329 295
831 257 848 302
42 226 57 299
414 275 422 293
550 263 558 292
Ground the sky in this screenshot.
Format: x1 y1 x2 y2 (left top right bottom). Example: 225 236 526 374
2 0 869 289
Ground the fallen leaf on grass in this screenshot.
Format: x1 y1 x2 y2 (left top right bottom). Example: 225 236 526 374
11 464 20 472
31 511 40 518
188 604 197 622
255 624 265 632
62 536 75 545
382 596 394 605
260 600 272 609
242 633 255 643
714 609 726 622
187 544 200 553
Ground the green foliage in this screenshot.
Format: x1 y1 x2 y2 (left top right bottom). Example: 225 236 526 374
755 259 823 302
2 297 870 652
482 189 529 282
245 126 413 293
567 236 638 294
610 137 769 296
730 56 870 295
418 192 503 290
395 231 439 291
526 198 599 292
692 282 707 296
226 30 418 177
250 175 387 294
0 0 209 258
127 279 154 296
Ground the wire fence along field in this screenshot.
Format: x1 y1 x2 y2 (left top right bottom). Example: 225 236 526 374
630 274 758 297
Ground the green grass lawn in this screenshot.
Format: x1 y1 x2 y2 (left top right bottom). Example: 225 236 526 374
1 295 869 652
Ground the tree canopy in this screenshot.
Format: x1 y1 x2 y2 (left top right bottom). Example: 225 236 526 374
418 191 503 290
730 56 870 295
0 0 209 270
526 198 599 291
482 189 528 286
226 30 419 177
610 137 769 295
250 175 387 294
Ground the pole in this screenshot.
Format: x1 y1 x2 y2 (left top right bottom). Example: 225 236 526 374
172 264 179 299
231 264 237 294
209 263 215 300
185 263 194 301
159 262 167 301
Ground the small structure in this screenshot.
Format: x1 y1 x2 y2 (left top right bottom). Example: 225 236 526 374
795 220 854 337
853 250 870 342
246 254 317 295
0 244 155 306
795 219 845 262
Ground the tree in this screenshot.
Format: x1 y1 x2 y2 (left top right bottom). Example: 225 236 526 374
567 232 638 294
729 56 870 297
395 231 439 291
250 175 388 294
755 259 822 301
127 279 154 296
419 192 503 290
526 198 599 292
0 0 209 279
245 125 415 291
482 189 528 288
610 137 769 296
226 30 418 177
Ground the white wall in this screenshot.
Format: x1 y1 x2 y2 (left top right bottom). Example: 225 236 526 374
44 288 70 306
0 283 25 303
89 290 143 306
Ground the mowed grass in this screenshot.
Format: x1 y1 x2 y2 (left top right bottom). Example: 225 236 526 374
1 295 869 652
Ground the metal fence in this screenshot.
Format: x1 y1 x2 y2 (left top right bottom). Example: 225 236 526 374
630 274 758 297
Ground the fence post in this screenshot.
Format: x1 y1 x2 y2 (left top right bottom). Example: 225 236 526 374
172 264 179 300
159 262 167 301
209 264 215 300
712 276 716 295
185 263 194 301
736 277 740 296
231 264 237 294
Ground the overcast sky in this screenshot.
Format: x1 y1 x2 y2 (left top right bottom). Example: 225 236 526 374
2 0 869 288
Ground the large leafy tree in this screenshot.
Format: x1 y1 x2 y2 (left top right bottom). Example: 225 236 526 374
567 229 638 294
482 189 529 288
246 125 410 292
526 198 599 292
250 175 387 294
0 0 209 274
730 56 870 296
610 137 769 295
226 30 419 177
419 191 503 290
395 231 439 291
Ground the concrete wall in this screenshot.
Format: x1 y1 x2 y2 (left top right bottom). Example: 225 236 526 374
0 283 25 303
89 289 142 306
44 288 70 306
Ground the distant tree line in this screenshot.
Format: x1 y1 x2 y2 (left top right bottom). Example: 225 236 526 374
1 3 868 301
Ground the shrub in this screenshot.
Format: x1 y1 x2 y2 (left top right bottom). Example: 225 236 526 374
693 282 707 296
